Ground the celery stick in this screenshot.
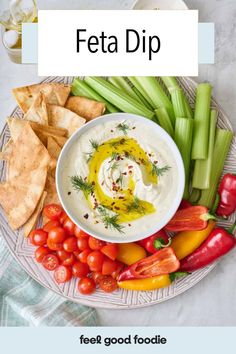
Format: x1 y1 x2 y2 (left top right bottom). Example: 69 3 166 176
170 88 187 118
128 76 156 109
191 83 212 159
108 77 143 104
161 77 193 119
155 107 174 137
161 77 179 90
84 77 154 120
133 77 175 124
198 128 233 208
192 110 217 189
174 118 193 199
71 78 119 113
189 189 201 204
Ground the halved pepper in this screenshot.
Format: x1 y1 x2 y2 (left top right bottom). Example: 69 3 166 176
165 206 215 232
118 247 180 282
171 220 216 260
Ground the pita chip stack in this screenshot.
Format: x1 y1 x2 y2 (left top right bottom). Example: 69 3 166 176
12 82 71 113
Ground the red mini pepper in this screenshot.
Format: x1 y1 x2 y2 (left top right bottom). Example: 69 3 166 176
179 199 192 210
137 230 171 254
165 206 215 232
180 224 236 272
216 173 236 217
118 247 180 282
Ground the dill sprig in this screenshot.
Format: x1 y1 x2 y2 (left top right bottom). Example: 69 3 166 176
151 164 171 177
107 153 119 172
116 122 131 135
126 196 145 214
116 172 123 187
70 175 94 196
90 139 99 150
85 139 100 162
97 205 125 234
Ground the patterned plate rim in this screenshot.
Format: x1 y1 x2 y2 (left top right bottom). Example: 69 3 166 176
0 76 234 309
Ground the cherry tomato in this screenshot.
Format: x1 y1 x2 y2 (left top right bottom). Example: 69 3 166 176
92 271 103 284
48 227 66 243
35 246 49 263
101 244 118 260
57 250 76 266
43 220 60 232
72 261 89 278
88 236 106 250
111 261 124 279
78 249 92 263
29 230 37 246
102 257 119 275
42 254 59 271
63 217 75 236
98 275 117 293
78 277 96 295
77 238 89 251
54 265 72 283
87 251 104 272
74 226 89 239
30 229 48 246
43 204 63 221
47 238 63 251
63 237 78 253
59 211 67 225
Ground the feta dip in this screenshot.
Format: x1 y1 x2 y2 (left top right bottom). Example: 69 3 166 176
61 119 178 237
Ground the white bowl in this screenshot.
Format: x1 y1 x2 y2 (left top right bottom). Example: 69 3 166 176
133 0 188 10
56 113 185 243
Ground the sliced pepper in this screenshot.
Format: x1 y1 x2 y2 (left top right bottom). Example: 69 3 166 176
165 206 215 232
118 247 179 281
171 220 216 260
116 243 146 266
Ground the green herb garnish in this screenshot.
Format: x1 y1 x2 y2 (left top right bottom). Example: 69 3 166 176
97 205 125 234
70 176 94 196
151 164 171 177
85 139 100 162
126 196 145 214
116 173 123 187
116 122 131 135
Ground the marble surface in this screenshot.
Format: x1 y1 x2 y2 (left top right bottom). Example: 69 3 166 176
0 0 236 326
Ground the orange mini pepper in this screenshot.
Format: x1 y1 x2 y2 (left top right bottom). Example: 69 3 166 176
116 243 146 265
171 220 216 260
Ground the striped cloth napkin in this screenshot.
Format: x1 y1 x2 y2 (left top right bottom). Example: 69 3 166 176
0 237 98 326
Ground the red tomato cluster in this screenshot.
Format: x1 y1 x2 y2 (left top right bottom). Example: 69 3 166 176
29 204 123 295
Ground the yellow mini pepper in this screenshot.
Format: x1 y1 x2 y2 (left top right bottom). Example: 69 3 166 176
171 220 216 260
116 243 146 265
118 274 171 291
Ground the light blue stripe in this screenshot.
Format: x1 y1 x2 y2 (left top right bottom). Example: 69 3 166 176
22 23 215 65
22 23 38 64
0 327 235 353
198 23 215 64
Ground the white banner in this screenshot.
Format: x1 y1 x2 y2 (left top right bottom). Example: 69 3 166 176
38 10 198 76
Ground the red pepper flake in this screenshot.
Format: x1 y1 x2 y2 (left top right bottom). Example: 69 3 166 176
148 153 151 157
101 181 105 186
128 165 133 169
111 129 114 132
129 170 132 174
83 214 89 219
119 196 124 199
128 223 132 227
67 191 71 195
132 127 136 130
154 160 158 164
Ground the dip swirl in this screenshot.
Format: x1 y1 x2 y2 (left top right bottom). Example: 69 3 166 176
62 119 178 237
